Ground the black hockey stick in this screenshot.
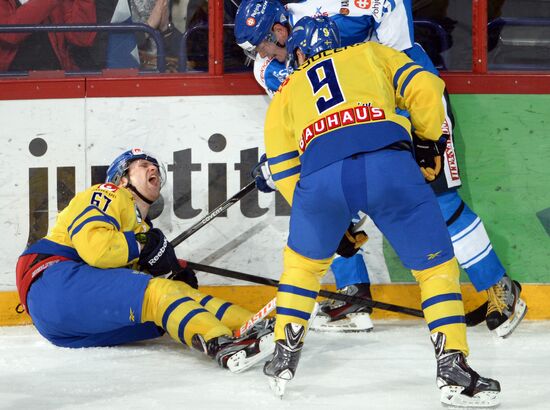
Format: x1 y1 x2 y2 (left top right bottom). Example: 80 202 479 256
171 180 256 248
186 261 488 325
186 261 425 318
464 301 488 327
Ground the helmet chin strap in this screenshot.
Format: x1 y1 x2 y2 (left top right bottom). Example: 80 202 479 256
126 182 155 205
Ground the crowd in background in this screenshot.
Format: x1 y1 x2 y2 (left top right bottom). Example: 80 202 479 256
0 0 548 73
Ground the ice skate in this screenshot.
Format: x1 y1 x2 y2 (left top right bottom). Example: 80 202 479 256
264 323 305 398
192 321 274 373
431 332 500 408
310 283 373 332
486 274 527 338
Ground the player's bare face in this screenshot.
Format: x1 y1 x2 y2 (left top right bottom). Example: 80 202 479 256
127 159 162 201
257 23 289 62
257 41 287 62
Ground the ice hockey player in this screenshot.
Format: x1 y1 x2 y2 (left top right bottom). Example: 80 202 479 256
235 0 526 338
238 0 373 333
261 16 501 407
15 148 273 373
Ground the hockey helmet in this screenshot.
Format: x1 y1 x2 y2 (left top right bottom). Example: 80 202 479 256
234 0 288 56
286 16 341 69
105 148 166 187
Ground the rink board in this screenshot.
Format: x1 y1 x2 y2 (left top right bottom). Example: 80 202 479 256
1 94 549 326
2 283 549 326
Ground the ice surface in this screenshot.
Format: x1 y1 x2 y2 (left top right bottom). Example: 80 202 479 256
1 321 549 410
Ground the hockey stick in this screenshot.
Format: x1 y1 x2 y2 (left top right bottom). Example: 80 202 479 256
186 262 425 318
187 262 487 325
464 301 488 327
170 180 257 248
234 297 276 338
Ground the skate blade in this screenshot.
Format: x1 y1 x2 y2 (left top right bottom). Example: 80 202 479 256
440 385 500 408
226 332 275 374
495 297 527 338
309 312 373 333
268 376 288 399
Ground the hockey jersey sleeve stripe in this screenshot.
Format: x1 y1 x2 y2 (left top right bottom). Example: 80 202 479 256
215 302 232 320
272 164 301 181
124 231 139 262
276 306 312 321
278 284 318 299
69 215 120 240
421 293 462 310
399 67 426 97
268 150 300 165
427 315 466 331
161 296 193 329
392 61 418 88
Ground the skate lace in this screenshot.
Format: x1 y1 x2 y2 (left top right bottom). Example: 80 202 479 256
486 283 507 315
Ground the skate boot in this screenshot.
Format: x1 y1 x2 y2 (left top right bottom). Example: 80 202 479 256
264 323 305 398
486 274 527 338
311 283 373 332
431 332 500 408
192 322 274 373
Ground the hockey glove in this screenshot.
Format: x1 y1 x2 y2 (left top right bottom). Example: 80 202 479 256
251 154 276 193
171 259 199 289
137 228 180 277
336 223 369 258
413 133 447 182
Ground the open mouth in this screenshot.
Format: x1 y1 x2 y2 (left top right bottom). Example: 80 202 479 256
148 174 159 186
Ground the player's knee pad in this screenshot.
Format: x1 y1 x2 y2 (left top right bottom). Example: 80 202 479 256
142 278 230 346
412 258 468 355
282 246 333 282
275 247 332 339
142 277 191 323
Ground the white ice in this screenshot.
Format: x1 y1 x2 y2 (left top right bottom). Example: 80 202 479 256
1 321 549 410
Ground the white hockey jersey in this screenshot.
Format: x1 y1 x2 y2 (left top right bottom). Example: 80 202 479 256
254 0 430 95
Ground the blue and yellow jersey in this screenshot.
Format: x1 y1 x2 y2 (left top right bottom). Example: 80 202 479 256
264 41 445 204
23 183 148 269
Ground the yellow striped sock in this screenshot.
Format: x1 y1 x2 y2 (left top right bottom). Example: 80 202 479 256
275 246 333 340
142 278 231 346
412 257 469 355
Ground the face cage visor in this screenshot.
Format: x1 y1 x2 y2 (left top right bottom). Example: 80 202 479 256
239 30 278 61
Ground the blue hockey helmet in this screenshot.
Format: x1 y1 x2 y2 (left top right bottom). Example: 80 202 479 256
286 16 341 69
234 0 288 56
105 148 166 187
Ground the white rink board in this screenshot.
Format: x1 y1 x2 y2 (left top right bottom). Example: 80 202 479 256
0 95 389 291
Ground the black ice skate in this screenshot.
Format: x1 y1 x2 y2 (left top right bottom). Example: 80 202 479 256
311 283 373 332
264 323 305 398
486 274 527 338
431 332 500 408
192 320 274 373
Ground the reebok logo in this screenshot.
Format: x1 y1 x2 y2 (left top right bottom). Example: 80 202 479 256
427 251 442 260
148 237 168 266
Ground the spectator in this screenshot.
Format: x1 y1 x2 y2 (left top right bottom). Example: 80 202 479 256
131 0 181 71
0 0 96 72
131 0 168 53
71 0 140 71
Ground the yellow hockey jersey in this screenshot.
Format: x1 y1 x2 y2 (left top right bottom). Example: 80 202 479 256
24 183 148 268
264 41 446 205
